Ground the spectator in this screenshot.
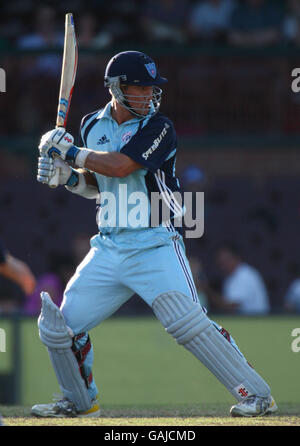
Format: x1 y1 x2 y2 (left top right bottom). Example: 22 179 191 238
76 11 113 49
0 239 36 313
284 278 300 313
188 255 233 313
16 6 63 49
228 0 283 47
283 0 300 46
187 0 237 43
0 2 31 44
141 0 189 44
92 1 142 47
215 242 270 315
76 12 99 48
16 6 64 76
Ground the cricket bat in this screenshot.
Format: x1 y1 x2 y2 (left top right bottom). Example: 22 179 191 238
49 13 78 188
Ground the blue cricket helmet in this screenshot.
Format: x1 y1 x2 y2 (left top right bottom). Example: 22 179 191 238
104 50 168 87
104 51 168 117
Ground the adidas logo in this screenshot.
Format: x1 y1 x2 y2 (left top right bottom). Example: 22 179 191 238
97 135 110 145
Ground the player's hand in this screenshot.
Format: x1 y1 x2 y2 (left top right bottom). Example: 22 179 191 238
37 156 75 186
38 128 81 163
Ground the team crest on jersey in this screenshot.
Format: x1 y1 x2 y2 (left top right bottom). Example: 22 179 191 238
145 63 156 79
122 131 133 144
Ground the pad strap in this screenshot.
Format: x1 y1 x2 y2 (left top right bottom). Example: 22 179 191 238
72 333 93 388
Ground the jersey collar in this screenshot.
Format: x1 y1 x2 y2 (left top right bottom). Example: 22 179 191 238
96 102 113 120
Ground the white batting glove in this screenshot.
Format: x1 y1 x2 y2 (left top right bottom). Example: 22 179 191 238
37 156 79 187
38 128 92 167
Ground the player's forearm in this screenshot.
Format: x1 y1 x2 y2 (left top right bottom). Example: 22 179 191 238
38 130 141 178
0 255 36 295
0 256 21 281
84 151 140 178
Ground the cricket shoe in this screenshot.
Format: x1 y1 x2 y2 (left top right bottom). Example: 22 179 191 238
31 396 100 418
230 395 278 417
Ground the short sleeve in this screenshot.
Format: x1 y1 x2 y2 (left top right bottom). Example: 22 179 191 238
120 114 177 173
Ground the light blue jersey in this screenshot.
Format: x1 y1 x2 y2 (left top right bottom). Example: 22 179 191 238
61 103 201 401
79 102 183 235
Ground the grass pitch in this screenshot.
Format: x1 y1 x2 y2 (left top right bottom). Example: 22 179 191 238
1 403 300 426
1 315 300 428
17 315 300 406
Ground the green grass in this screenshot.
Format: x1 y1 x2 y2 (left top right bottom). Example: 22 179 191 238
18 315 300 406
1 314 300 421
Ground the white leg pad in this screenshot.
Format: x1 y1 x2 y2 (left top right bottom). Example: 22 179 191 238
38 292 92 412
152 291 270 401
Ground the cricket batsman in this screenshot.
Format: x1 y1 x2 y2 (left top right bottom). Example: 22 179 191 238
32 51 277 418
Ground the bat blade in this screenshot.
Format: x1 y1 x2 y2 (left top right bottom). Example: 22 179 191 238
49 13 78 188
56 13 78 129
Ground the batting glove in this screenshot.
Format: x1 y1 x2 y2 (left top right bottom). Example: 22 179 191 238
38 128 92 167
37 156 80 187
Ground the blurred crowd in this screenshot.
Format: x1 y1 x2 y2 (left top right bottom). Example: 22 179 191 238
1 0 299 137
3 231 300 316
0 0 300 50
0 233 89 316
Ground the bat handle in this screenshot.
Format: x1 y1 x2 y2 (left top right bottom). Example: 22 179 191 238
49 158 60 188
49 125 65 188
